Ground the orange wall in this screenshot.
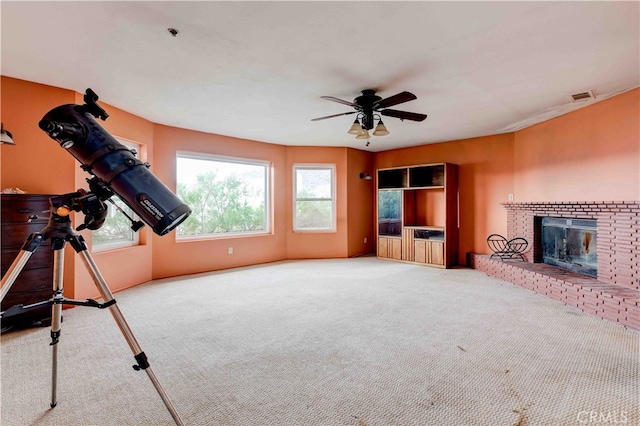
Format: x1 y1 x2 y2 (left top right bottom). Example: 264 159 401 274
514 88 639 202
151 132 375 276
152 124 289 278
416 190 445 227
375 133 515 263
346 148 375 257
285 146 350 259
1 77 76 193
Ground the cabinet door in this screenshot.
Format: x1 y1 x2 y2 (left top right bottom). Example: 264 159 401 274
429 241 445 266
378 190 402 237
414 240 428 263
378 237 389 258
391 238 402 260
414 240 444 265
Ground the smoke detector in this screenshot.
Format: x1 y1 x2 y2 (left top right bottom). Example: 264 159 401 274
570 90 595 103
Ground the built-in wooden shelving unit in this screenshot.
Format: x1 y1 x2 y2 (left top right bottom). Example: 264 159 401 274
377 163 458 268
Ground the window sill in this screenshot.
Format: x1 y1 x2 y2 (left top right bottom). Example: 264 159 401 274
293 229 336 233
176 231 272 242
92 242 139 254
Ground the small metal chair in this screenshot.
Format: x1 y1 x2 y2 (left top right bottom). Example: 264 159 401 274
487 234 528 262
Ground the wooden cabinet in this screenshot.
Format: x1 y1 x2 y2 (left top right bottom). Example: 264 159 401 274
414 240 444 265
1 194 54 330
376 163 458 268
400 227 444 266
378 236 402 260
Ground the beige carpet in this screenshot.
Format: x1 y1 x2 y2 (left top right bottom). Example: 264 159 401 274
1 257 638 425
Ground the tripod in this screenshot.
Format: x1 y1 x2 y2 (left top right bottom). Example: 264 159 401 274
1 193 184 426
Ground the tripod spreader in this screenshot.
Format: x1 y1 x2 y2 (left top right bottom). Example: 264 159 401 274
0 297 117 320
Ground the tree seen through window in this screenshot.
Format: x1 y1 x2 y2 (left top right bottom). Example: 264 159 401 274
176 155 269 237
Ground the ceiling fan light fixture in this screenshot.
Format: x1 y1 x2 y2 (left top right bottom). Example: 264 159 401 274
312 89 427 140
372 120 390 136
347 118 362 135
355 127 370 139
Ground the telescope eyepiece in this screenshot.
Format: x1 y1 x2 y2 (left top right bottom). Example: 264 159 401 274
38 119 55 132
39 119 85 148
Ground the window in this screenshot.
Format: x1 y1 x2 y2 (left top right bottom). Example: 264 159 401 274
293 164 336 232
92 140 141 252
176 153 270 238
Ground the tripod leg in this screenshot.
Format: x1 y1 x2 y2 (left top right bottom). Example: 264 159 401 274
0 250 34 302
75 246 184 426
1 233 46 302
50 246 65 408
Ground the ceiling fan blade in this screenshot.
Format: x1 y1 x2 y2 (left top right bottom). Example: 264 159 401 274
380 109 428 122
374 91 417 109
320 96 358 107
311 111 356 121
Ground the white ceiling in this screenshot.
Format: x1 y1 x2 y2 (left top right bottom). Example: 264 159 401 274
2 1 639 152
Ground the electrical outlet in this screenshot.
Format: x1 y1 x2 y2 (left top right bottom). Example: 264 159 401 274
508 194 514 201
364 237 368 243
228 247 233 255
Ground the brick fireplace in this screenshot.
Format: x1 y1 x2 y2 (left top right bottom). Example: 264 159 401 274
471 201 640 331
504 201 639 289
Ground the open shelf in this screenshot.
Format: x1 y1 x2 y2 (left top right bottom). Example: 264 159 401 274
409 164 445 187
378 164 447 189
378 168 407 189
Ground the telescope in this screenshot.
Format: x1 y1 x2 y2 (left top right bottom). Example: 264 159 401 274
0 89 189 424
39 88 191 235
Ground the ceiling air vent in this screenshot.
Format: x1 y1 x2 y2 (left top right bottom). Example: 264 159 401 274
570 90 595 103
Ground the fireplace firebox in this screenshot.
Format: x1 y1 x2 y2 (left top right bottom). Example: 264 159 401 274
541 217 597 277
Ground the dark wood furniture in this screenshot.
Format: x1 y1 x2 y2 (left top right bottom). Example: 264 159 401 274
377 163 459 268
1 194 54 330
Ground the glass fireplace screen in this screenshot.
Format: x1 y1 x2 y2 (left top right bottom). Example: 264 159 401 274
541 217 597 277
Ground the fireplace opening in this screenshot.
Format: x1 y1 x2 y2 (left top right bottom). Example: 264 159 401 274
540 217 597 277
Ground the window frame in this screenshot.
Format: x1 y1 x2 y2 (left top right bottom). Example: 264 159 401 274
91 138 141 253
175 151 272 240
293 164 337 233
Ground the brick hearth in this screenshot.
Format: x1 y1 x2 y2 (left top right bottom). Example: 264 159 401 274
470 254 640 331
471 200 639 331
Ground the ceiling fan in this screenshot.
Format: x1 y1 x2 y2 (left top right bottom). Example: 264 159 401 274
311 89 428 139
